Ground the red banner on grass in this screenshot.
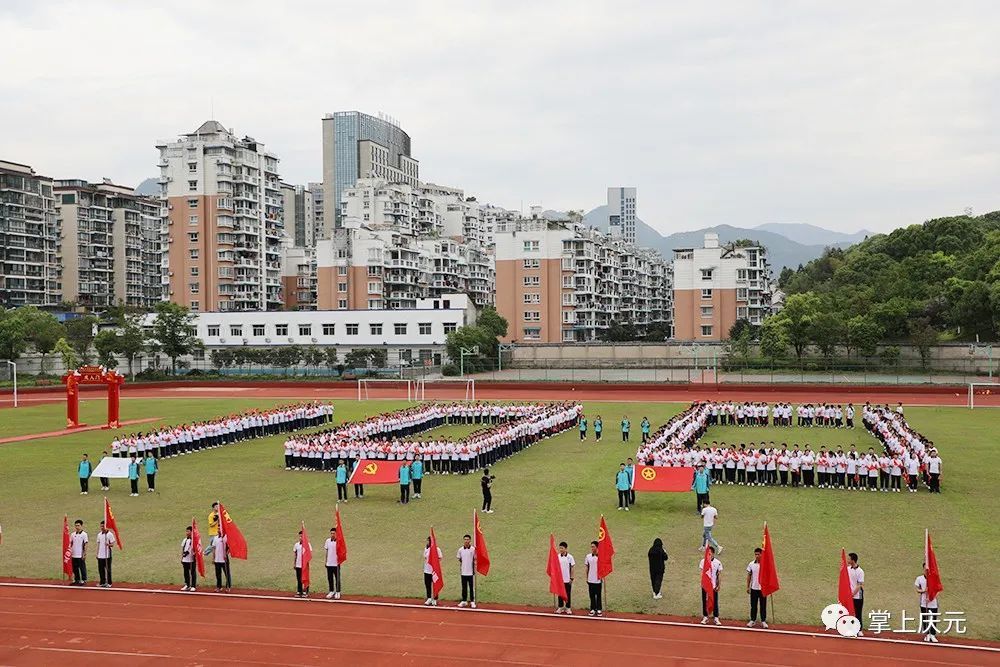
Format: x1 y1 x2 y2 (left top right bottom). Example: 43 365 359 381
632 465 694 492
347 459 406 485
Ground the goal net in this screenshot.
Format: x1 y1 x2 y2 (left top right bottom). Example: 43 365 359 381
415 378 476 402
968 382 998 409
357 378 414 402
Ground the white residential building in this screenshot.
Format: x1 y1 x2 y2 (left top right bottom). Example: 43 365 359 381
0 160 59 307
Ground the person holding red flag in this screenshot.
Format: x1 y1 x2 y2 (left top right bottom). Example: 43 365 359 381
584 541 604 616
293 524 312 598
216 502 248 560
749 522 779 627
95 520 117 588
837 548 854 623
210 528 231 592
423 530 444 606
848 552 865 636
68 519 89 586
700 544 722 625
916 530 944 642
180 524 198 591
324 524 343 599
473 510 490 577
547 535 571 614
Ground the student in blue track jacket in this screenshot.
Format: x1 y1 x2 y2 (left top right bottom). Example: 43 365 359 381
399 462 412 504
616 463 631 511
78 454 93 494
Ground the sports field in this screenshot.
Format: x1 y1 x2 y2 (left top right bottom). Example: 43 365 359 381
0 396 997 641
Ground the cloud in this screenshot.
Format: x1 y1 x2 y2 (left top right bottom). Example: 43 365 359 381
1 0 998 234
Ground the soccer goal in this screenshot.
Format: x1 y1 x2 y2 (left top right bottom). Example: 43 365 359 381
968 382 998 409
357 378 414 402
415 378 476 402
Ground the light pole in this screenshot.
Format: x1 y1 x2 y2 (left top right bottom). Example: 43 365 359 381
497 343 515 373
459 346 479 377
4 360 16 408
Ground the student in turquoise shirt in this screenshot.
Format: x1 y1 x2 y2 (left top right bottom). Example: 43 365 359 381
615 463 631 511
336 461 348 502
144 454 158 493
578 416 588 441
621 416 631 443
399 463 412 504
641 417 651 443
625 458 636 506
691 464 712 514
411 459 424 499
127 456 140 497
594 416 603 442
77 454 93 495
352 456 365 500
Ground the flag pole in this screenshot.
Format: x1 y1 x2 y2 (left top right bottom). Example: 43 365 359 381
472 509 478 606
601 514 608 613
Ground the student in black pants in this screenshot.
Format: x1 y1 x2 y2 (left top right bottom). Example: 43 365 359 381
584 541 603 616
648 538 668 600
481 469 495 513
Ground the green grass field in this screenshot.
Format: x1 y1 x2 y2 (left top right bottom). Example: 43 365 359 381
0 397 996 640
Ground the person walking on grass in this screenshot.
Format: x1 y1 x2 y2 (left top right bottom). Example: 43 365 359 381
594 415 603 442
641 417 651 443
700 501 722 554
616 463 631 511
692 464 711 514
578 414 588 441
77 454 92 495
99 450 111 491
620 415 631 443
481 468 495 513
648 537 668 600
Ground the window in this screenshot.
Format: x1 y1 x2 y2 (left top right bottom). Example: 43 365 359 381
737 288 748 301
190 267 199 276
367 299 382 309
562 311 575 324
338 282 347 292
701 288 712 299
562 276 573 288
701 269 713 280
346 323 359 335
701 325 713 337
188 180 198 191
370 323 383 335
523 240 539 252
418 322 431 335
338 299 348 309
337 266 347 276
192 347 205 361
218 267 233 278
188 163 197 172
322 323 335 336
523 327 541 340
561 293 575 306
299 324 312 336
217 198 231 210
189 282 199 294
395 323 408 335
700 306 713 317
523 293 541 304
275 324 288 336
443 322 458 334
524 311 541 322
737 269 747 281
523 276 540 287
252 324 265 337
207 325 220 337
230 324 243 337
188 232 198 243
190 301 199 312
523 259 540 269
188 198 198 208
367 281 381 294
189 215 198 225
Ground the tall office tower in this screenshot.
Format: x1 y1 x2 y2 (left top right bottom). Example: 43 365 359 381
157 121 283 312
0 160 60 307
54 179 162 309
608 187 637 245
320 111 418 237
281 182 316 248
672 232 771 341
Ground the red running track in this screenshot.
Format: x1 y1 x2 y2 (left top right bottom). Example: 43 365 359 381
0 583 996 666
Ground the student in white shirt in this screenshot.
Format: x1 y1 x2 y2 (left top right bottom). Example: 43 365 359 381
324 527 342 599
926 449 942 493
584 541 603 617
456 534 477 608
95 521 117 588
69 520 88 586
848 552 865 636
293 530 311 597
180 526 197 591
746 547 767 628
422 536 444 606
700 502 722 553
555 541 575 614
700 545 723 625
915 565 940 642
211 533 231 592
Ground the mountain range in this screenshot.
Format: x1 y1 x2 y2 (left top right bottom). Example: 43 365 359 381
573 206 872 272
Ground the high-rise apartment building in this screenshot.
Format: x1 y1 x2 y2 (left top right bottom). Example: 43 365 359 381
280 182 316 248
608 186 637 244
495 211 671 343
308 181 324 244
157 121 283 312
281 243 316 310
0 160 60 307
672 232 771 341
320 111 418 236
53 179 161 309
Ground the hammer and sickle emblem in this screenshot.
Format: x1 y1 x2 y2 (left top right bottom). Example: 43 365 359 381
598 526 606 541
363 462 379 475
641 468 657 481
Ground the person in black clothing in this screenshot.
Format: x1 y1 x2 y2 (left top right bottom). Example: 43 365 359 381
481 468 495 513
648 537 668 599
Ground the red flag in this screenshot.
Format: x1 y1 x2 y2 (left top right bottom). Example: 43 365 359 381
838 549 854 611
347 459 406 485
701 544 715 616
428 528 444 597
546 534 568 600
473 510 490 576
61 515 72 579
758 522 780 597
192 518 206 578
103 497 123 550
925 530 943 603
300 521 312 589
217 502 248 560
335 506 348 565
632 465 695 492
596 515 615 579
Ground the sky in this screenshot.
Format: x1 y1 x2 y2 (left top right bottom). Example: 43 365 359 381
2 1 998 235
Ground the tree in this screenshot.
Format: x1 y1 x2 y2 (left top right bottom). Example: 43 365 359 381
65 315 97 365
149 302 200 374
773 293 821 359
809 311 846 360
643 322 670 342
302 346 325 370
25 309 65 374
759 319 789 364
115 314 147 378
728 319 756 342
0 309 29 361
445 325 493 373
211 348 233 371
879 345 901 368
476 306 508 339
777 266 794 288
726 324 753 363
909 318 940 370
54 337 79 371
344 348 388 370
272 345 303 375
93 329 120 369
846 315 884 358
599 321 639 342
323 347 339 374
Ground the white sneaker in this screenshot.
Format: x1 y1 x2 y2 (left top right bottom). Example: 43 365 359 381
189 587 196 592
857 630 864 637
471 602 477 609
714 618 722 626
624 507 629 511
701 617 708 625
181 585 189 591
431 599 438 606
929 635 938 643
654 593 662 599
565 608 572 615
458 601 468 607
588 610 596 616
747 621 755 627
334 592 341 599
424 598 433 606
326 592 334 599
617 507 622 511
597 610 603 616
718 545 724 553
555 607 563 614
761 622 768 628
